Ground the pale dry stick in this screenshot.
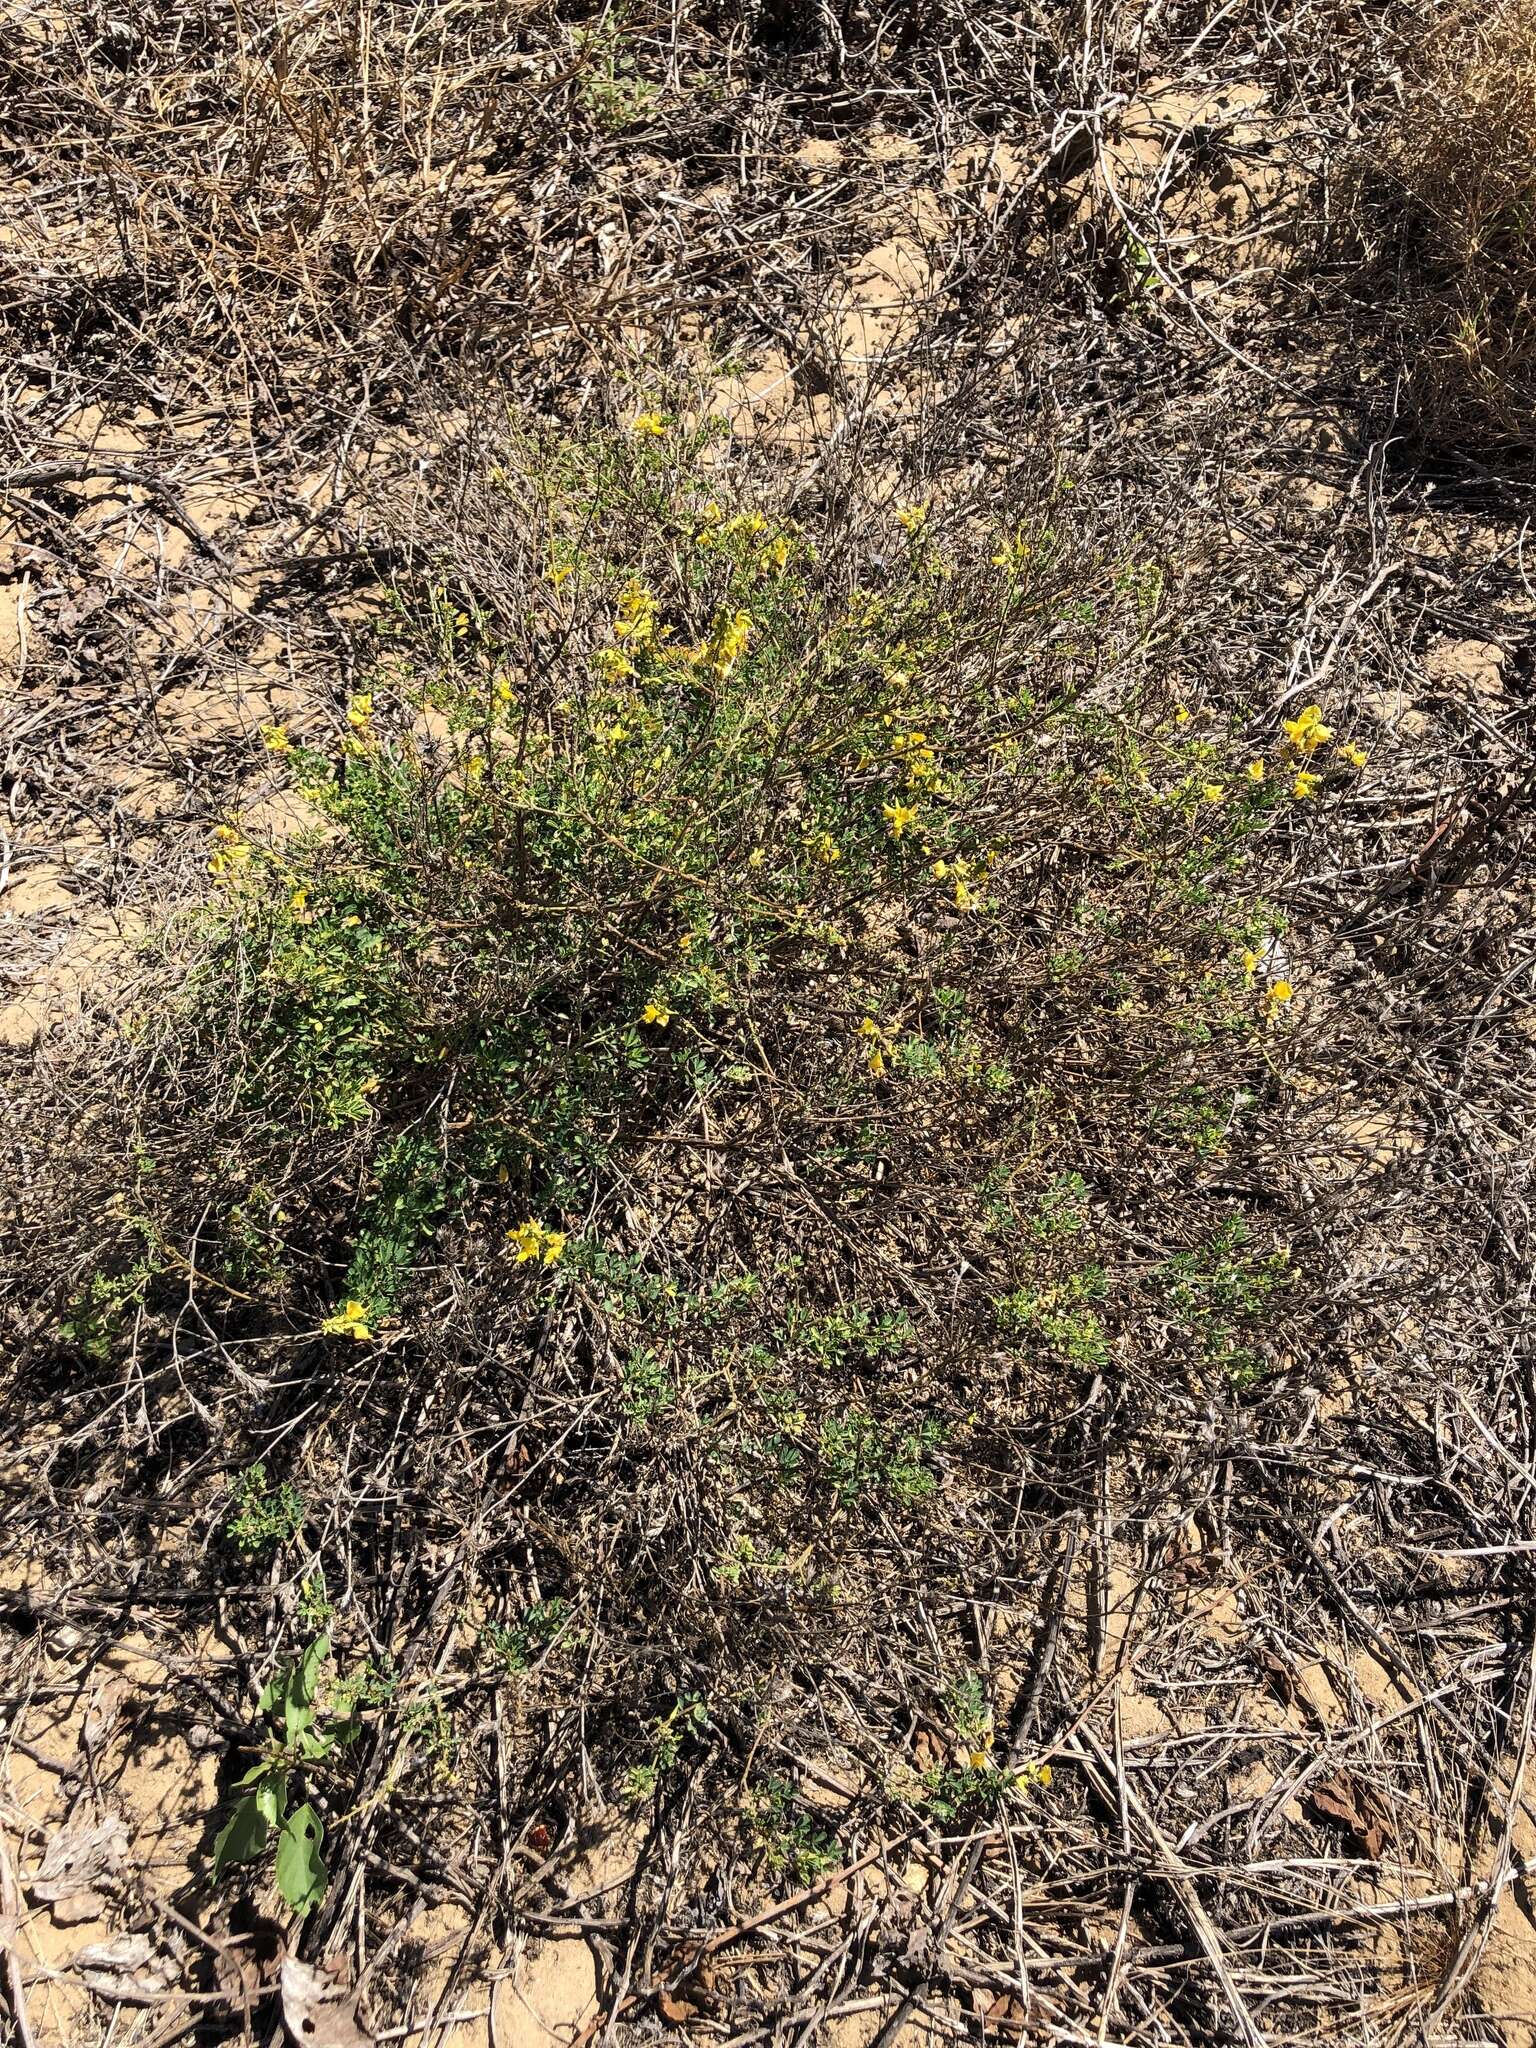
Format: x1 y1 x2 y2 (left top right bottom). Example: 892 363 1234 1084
0 1816 38 2048
1067 1721 1268 2048
1422 1639 1536 2037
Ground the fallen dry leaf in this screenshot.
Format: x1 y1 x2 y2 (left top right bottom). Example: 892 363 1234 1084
280 1955 375 2046
73 1932 181 2002
26 1813 130 1916
1305 1772 1388 1858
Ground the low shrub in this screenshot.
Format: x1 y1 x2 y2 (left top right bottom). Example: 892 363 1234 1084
24 411 1364 1909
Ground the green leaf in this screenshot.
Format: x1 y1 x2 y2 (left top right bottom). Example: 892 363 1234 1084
274 1802 327 1915
280 1634 330 1747
297 1634 331 1704
212 1790 270 1877
254 1769 288 1828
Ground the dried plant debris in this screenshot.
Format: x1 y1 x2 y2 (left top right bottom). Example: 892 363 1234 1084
4 2 1536 2045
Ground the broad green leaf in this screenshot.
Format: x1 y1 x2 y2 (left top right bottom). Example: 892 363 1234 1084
274 1803 327 1915
213 1791 270 1877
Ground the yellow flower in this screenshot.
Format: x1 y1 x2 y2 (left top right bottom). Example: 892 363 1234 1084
547 561 574 587
1173 703 1191 725
346 692 373 732
1245 759 1265 782
630 411 667 436
806 831 842 865
324 1299 372 1341
747 846 766 869
707 607 754 679
208 824 252 882
642 1001 671 1026
1281 703 1332 755
1241 949 1260 976
1201 783 1225 804
1337 741 1368 770
614 580 659 645
1266 980 1294 1010
858 1017 890 1075
895 503 928 533
1292 769 1322 799
882 800 917 839
510 1220 567 1266
508 1220 545 1264
954 876 980 911
759 533 793 574
262 724 293 753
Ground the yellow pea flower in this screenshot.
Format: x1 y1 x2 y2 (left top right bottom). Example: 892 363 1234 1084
1281 704 1332 755
508 1220 544 1264
324 1299 372 1341
882 800 918 839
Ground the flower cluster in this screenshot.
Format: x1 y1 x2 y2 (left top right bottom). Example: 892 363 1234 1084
892 729 939 789
614 580 660 648
858 1015 893 1076
931 853 982 910
208 823 251 884
1277 702 1368 797
704 607 753 680
323 1299 373 1342
508 1219 568 1266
